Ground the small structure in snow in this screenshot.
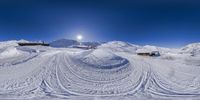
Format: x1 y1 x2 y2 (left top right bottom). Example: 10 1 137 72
18 42 49 46
137 52 151 56
150 51 160 56
136 49 160 57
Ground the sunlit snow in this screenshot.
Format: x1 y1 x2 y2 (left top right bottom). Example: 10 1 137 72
0 40 200 100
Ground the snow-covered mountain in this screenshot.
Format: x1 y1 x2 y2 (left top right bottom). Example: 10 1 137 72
50 39 101 48
50 39 79 47
99 41 140 53
180 43 200 56
0 40 200 100
81 41 101 47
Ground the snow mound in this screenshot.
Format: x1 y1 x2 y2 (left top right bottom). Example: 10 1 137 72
53 48 135 96
0 40 30 49
0 47 21 59
81 49 129 69
0 40 18 49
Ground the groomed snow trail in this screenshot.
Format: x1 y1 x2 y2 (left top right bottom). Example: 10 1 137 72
0 42 200 99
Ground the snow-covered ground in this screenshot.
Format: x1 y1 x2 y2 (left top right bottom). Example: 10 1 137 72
0 40 200 100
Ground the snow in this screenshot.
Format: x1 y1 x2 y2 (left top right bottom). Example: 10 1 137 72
99 41 139 53
0 47 22 59
0 40 200 100
81 49 129 69
50 39 100 48
50 39 79 48
180 43 200 56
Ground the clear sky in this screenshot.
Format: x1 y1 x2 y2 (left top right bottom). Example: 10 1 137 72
0 0 200 47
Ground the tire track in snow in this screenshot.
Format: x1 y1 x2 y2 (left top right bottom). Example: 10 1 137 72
50 51 148 96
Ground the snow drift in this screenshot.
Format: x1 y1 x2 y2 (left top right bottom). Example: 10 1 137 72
80 49 129 69
0 47 22 59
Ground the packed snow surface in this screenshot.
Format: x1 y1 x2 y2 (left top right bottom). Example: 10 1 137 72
0 40 200 100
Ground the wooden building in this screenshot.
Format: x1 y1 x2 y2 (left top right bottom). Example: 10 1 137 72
137 52 152 56
18 42 49 46
136 49 160 57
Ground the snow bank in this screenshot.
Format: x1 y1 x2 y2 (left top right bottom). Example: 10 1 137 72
0 40 18 49
81 49 129 69
0 47 21 59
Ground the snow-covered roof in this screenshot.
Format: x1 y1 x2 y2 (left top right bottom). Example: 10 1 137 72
136 49 152 53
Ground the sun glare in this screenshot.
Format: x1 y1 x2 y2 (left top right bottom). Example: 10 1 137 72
76 35 83 41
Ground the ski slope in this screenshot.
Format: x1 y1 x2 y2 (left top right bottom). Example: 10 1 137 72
0 40 200 100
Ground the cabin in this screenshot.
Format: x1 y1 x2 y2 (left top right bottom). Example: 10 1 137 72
136 49 160 57
137 52 152 56
18 42 49 46
150 51 160 56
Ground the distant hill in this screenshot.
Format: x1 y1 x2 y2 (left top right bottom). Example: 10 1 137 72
180 43 200 56
50 39 101 48
49 39 79 48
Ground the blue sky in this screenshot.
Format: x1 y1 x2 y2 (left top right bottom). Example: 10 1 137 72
0 0 200 47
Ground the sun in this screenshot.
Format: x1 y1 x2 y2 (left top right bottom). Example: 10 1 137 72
76 35 83 41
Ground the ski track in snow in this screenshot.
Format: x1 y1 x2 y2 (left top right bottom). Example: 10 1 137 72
0 42 200 100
